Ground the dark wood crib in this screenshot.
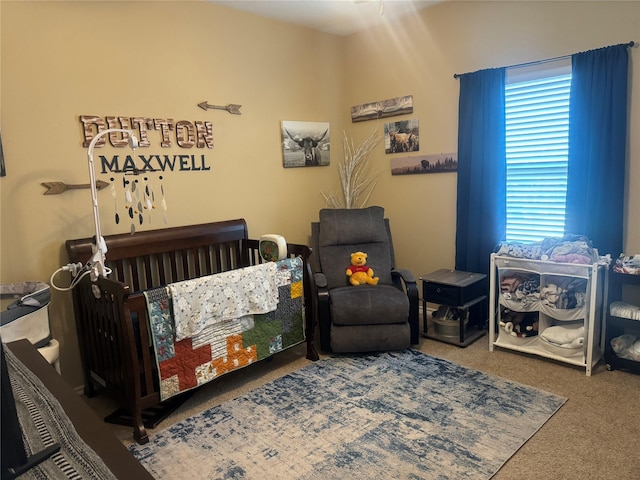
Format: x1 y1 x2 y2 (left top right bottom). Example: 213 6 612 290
66 219 318 444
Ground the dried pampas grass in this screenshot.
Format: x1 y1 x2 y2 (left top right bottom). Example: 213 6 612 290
322 129 381 209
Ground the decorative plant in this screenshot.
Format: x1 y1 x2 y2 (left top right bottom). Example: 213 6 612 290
322 129 381 209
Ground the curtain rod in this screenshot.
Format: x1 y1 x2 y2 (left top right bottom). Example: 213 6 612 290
453 41 635 79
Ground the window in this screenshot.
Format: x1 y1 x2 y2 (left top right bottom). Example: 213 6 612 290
505 61 571 243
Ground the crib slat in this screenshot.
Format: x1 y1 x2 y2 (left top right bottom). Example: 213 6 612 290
213 244 223 272
168 252 179 283
157 254 167 286
192 248 201 278
111 259 124 284
204 247 213 273
180 249 189 281
142 255 153 289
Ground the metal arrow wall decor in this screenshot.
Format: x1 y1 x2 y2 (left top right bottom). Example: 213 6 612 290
41 180 110 195
197 102 242 115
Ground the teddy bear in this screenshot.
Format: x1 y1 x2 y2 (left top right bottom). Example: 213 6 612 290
346 251 379 286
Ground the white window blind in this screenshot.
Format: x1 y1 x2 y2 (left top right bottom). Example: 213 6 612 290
505 63 572 243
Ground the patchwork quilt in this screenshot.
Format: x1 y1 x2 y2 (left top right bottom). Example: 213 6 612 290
144 257 305 401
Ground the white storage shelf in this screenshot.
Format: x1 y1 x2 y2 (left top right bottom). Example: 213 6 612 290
604 270 640 374
489 254 607 376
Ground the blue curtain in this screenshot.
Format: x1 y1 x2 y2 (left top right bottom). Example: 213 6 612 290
455 68 506 275
565 44 629 257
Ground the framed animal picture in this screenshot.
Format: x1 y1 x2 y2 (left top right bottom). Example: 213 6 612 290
384 119 419 154
390 152 458 176
351 95 413 123
281 121 330 168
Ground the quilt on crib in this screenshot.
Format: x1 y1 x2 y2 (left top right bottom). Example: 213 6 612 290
144 257 305 401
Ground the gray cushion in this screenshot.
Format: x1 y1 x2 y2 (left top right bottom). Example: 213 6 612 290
317 207 393 288
329 285 409 326
318 207 387 246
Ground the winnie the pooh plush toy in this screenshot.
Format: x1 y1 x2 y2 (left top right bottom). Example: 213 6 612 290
346 251 379 286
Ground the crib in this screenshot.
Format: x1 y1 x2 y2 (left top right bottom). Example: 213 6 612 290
66 219 318 444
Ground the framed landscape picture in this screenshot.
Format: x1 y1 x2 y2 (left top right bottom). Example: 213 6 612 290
391 152 458 176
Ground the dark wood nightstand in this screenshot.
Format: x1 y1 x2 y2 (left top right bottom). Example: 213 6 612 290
420 269 487 347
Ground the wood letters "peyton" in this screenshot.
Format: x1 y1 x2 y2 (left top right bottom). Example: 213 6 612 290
80 115 213 149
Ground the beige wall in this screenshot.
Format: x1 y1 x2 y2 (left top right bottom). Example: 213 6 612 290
343 0 640 279
1 0 638 387
1 0 344 385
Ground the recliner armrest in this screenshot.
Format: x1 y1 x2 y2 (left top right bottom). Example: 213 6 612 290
313 272 328 289
391 268 415 284
391 269 420 345
311 272 331 351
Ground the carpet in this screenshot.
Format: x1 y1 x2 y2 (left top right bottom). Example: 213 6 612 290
129 350 566 479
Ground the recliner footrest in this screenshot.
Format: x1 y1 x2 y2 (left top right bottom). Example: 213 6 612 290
330 323 411 353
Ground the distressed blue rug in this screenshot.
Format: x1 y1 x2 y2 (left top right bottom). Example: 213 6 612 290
129 350 565 479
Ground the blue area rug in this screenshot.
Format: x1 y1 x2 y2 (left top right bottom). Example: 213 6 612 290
129 350 566 479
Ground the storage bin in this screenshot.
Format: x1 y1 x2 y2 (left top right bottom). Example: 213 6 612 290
0 281 60 373
1 282 51 347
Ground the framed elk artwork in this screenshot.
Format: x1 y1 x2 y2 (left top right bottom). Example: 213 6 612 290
281 121 330 168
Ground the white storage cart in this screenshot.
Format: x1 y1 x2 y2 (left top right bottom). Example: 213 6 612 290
489 253 607 376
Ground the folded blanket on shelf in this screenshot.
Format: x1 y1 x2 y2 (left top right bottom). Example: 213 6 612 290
613 254 640 275
610 301 640 321
540 323 584 347
500 272 540 308
495 234 600 264
540 278 586 310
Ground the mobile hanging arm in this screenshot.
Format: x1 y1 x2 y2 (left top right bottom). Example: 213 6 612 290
86 128 138 280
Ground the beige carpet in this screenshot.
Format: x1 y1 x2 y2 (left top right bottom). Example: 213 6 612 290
85 334 640 479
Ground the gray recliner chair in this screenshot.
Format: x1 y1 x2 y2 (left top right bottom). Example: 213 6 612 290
310 206 419 353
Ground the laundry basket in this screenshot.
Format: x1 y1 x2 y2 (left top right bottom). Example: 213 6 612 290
0 281 60 373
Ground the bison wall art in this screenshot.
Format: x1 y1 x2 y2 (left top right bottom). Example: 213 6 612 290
390 152 458 176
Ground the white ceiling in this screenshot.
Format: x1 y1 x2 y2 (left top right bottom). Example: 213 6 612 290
210 0 439 36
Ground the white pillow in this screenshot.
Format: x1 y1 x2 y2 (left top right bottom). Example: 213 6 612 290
540 323 584 345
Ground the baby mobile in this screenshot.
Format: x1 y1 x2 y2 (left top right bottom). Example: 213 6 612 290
110 172 168 234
